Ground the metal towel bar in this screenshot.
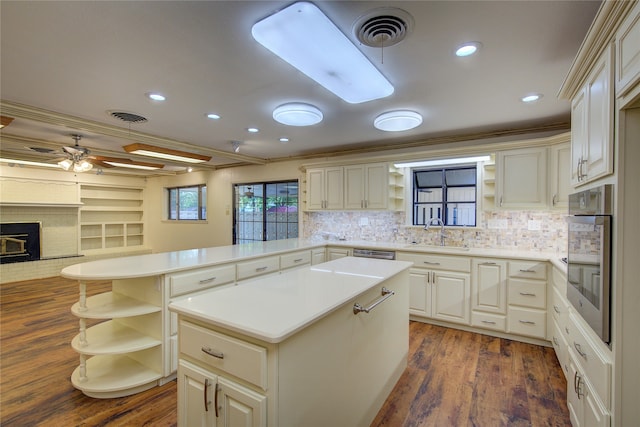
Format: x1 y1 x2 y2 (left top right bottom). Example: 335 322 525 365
353 287 395 315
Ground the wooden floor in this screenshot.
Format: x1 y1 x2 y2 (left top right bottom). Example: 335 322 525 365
0 276 570 426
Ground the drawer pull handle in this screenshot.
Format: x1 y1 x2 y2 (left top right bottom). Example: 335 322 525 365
353 287 394 314
423 261 441 265
574 342 587 359
202 346 224 359
204 378 211 412
519 269 536 273
481 320 496 324
519 292 536 297
293 258 304 263
519 320 536 325
553 305 561 313
214 383 220 418
480 262 497 265
255 266 268 272
199 276 217 284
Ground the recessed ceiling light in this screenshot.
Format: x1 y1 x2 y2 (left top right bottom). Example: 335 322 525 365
247 127 259 133
374 110 423 132
455 42 482 57
206 113 221 120
147 93 166 101
279 137 290 143
521 93 543 103
273 103 323 126
252 2 394 103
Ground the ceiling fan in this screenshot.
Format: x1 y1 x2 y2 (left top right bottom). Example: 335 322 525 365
57 134 95 172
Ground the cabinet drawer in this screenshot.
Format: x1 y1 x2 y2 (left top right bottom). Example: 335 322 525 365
508 279 546 309
551 285 570 325
397 252 471 273
280 250 311 270
236 256 279 281
551 318 569 379
179 321 268 389
566 312 611 408
507 307 546 339
508 261 547 280
471 311 506 332
169 264 236 297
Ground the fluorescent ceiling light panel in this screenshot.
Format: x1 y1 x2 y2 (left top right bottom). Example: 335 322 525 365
123 143 211 164
252 2 394 104
0 158 60 168
394 155 491 168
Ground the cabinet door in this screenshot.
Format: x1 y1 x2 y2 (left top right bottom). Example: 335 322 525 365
218 377 267 427
327 247 350 260
324 167 344 209
583 44 614 183
496 147 548 209
471 259 507 314
178 360 217 427
364 163 388 209
571 89 588 186
311 248 326 265
549 143 571 209
408 268 431 317
344 165 365 209
567 353 583 427
306 169 325 210
431 271 470 325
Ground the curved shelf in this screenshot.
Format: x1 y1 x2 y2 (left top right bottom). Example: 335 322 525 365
71 354 161 398
71 292 161 319
71 320 162 355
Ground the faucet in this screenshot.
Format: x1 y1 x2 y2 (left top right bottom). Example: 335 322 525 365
425 217 447 246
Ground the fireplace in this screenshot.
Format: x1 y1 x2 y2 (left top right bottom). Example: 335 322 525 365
0 222 41 264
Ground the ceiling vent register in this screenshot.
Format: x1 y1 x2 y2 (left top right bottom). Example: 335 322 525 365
353 8 413 48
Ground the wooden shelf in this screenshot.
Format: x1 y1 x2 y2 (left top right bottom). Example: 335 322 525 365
71 320 161 355
70 353 162 398
71 292 160 319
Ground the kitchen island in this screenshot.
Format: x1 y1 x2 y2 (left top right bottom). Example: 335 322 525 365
169 256 411 427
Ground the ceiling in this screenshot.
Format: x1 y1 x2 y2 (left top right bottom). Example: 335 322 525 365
0 1 601 174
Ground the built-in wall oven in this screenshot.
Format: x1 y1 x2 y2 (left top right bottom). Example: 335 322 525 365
566 184 613 344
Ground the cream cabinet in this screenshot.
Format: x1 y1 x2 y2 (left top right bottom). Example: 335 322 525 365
615 0 640 97
326 246 350 260
306 167 343 210
344 163 388 209
570 44 614 187
310 248 326 265
495 147 548 209
279 250 311 271
398 252 471 325
506 261 547 339
567 350 610 427
471 259 507 332
549 142 571 209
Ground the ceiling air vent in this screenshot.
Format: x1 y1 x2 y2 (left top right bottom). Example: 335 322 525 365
109 111 148 124
353 8 413 48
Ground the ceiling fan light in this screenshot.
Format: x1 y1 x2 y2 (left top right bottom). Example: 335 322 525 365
58 159 73 170
374 110 422 132
252 2 394 104
273 103 323 126
74 160 93 173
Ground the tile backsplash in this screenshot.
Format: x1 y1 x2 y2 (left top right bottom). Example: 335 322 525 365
303 210 568 254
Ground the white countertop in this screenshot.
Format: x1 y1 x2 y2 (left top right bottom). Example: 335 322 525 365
168 257 412 343
61 237 567 280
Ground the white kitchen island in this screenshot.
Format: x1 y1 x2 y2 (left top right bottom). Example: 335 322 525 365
169 257 411 427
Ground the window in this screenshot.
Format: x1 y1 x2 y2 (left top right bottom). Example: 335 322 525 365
233 181 298 244
167 184 207 220
412 166 477 226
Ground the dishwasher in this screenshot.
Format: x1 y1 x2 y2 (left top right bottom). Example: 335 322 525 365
352 248 396 260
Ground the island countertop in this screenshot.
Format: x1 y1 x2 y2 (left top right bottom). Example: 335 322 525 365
168 257 412 343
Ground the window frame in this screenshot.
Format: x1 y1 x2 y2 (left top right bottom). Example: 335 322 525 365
167 184 207 221
411 165 478 227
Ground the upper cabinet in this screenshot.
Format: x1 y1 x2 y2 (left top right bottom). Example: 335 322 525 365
570 44 615 187
616 1 640 98
305 162 403 211
495 147 548 209
549 142 571 209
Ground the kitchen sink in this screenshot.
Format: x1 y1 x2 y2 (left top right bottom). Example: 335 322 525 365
402 244 470 252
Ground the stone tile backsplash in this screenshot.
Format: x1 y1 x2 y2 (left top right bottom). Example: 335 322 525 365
303 210 568 254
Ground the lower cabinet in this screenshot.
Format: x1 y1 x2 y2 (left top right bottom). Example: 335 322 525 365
178 360 266 427
471 259 507 332
567 349 609 427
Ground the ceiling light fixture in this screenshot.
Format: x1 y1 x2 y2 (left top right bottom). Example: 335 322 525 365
123 143 211 164
273 103 323 126
0 116 15 128
455 42 482 57
97 157 164 170
206 113 221 120
147 92 166 101
252 1 394 104
521 93 543 103
58 134 93 173
0 158 60 168
394 155 491 168
279 137 290 143
247 127 259 133
374 110 423 132
231 141 242 153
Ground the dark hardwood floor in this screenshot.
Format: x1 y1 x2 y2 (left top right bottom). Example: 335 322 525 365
0 276 570 426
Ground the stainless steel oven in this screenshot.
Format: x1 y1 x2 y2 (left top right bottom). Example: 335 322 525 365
566 184 612 344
